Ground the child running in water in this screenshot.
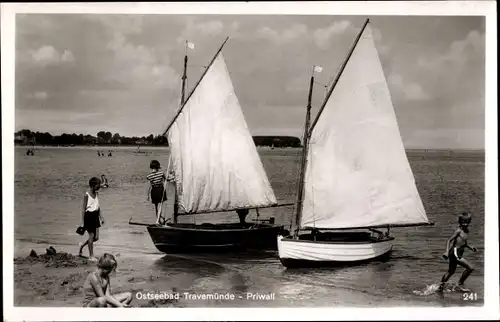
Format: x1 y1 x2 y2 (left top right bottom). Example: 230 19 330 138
78 177 105 261
146 160 167 225
82 253 133 307
438 212 478 292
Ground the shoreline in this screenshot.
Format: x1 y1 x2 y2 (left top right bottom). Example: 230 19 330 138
14 145 486 154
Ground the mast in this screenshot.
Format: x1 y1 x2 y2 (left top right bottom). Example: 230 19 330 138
181 42 188 105
308 18 370 137
173 42 189 223
293 68 315 238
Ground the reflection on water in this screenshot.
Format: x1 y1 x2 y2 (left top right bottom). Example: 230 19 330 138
13 147 485 307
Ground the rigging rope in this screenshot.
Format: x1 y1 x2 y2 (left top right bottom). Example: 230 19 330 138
289 154 301 232
310 143 316 230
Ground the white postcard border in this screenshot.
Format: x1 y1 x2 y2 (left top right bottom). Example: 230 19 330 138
2 1 498 321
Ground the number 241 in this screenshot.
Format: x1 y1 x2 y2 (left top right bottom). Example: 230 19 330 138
463 293 478 301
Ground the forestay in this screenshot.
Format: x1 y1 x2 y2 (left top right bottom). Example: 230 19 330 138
167 53 277 214
300 26 429 229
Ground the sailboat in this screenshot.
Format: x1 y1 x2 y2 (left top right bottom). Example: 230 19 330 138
130 37 292 253
277 19 433 267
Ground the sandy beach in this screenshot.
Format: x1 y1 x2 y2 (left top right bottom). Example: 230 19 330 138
14 248 184 308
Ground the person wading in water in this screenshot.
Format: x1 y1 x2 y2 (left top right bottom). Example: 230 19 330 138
78 177 105 261
438 212 478 292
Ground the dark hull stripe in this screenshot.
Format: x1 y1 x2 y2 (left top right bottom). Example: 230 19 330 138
146 224 287 254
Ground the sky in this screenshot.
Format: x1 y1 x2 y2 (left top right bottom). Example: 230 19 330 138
14 14 485 149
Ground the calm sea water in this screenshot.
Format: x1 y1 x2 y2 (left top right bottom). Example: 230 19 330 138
13 146 485 307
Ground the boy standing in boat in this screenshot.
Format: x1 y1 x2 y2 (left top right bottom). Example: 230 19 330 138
146 160 167 225
78 177 105 261
438 212 477 291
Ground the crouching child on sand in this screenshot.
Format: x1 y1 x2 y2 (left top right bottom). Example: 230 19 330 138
82 253 133 307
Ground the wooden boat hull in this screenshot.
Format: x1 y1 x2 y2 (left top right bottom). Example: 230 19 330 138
277 231 394 268
147 223 288 253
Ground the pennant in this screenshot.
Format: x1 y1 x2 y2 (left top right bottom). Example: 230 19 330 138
314 65 323 73
186 42 195 50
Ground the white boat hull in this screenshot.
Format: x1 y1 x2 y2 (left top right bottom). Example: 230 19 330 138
277 234 393 267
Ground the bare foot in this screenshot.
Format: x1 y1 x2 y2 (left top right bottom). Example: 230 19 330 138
457 284 471 292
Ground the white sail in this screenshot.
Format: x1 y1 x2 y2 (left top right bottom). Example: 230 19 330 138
300 25 429 229
167 53 277 213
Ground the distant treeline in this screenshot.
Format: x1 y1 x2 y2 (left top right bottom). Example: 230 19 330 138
14 129 168 146
252 136 301 148
14 130 302 148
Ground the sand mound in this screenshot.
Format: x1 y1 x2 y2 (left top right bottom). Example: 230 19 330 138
14 247 89 268
14 248 92 306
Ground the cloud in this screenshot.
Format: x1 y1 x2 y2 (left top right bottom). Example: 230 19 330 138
388 73 431 100
370 27 391 56
412 29 484 107
313 20 352 49
26 91 49 100
16 14 58 36
405 128 484 149
258 24 308 43
85 15 144 35
285 77 307 93
61 49 75 62
13 15 485 148
175 19 227 44
30 46 57 64
231 21 241 33
29 45 76 66
198 20 224 36
106 31 179 90
417 30 484 71
15 108 107 135
245 105 306 138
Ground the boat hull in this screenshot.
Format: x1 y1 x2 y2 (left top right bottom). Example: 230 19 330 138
147 223 288 253
277 231 394 268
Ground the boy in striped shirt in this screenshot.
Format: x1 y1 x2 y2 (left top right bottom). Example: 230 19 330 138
146 160 168 224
